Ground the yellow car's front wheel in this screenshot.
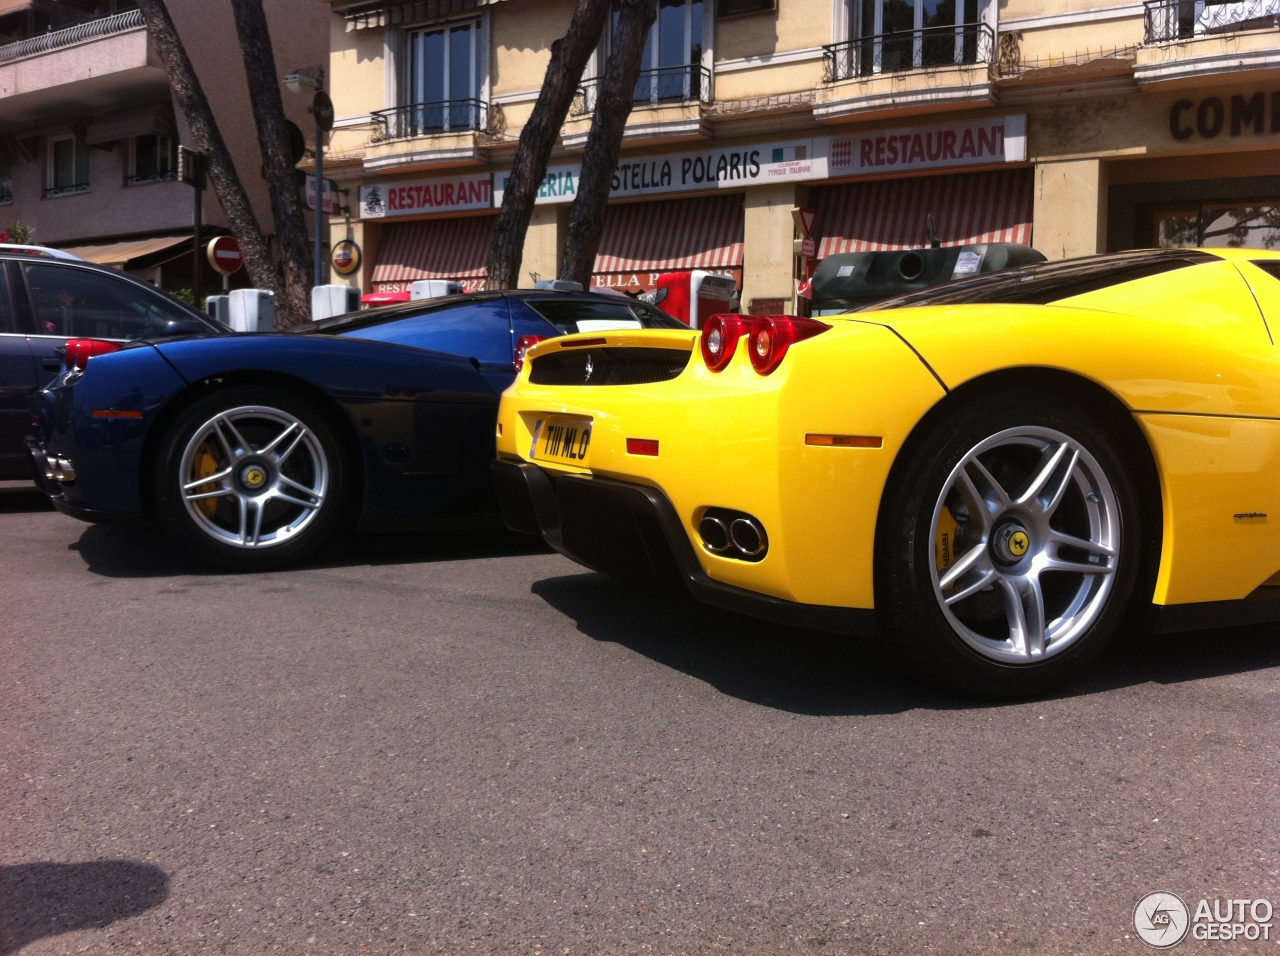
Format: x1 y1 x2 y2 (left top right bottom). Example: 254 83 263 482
877 390 1142 697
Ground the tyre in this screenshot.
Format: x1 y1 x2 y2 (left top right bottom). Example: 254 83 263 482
876 391 1141 697
152 385 348 570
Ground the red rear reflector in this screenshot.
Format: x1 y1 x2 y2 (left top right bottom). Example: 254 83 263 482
805 434 882 448
64 338 121 372
92 409 144 419
626 438 659 456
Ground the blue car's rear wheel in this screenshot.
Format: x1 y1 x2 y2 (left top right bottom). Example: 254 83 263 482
153 385 347 570
876 391 1142 697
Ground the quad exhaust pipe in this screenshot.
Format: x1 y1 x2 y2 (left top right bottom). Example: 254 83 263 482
698 509 767 562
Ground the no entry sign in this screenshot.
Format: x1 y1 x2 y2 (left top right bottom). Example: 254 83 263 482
206 236 244 275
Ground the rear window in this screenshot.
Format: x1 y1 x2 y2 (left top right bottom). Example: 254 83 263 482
869 251 1216 311
526 298 688 333
1251 261 1280 283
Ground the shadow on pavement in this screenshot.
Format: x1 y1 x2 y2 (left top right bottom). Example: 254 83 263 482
68 521 551 579
531 572 1280 715
0 483 51 514
0 860 169 955
532 572 950 716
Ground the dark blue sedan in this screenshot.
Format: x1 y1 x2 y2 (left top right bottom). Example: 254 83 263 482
29 289 685 569
0 245 219 480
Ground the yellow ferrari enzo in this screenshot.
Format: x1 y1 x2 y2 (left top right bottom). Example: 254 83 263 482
491 249 1280 696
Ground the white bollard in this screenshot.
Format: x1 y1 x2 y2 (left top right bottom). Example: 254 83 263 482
410 279 464 300
205 295 230 324
311 284 361 321
227 289 276 332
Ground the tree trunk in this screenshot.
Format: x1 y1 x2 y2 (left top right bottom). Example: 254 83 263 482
485 0 610 290
559 0 657 289
229 0 313 327
135 0 275 302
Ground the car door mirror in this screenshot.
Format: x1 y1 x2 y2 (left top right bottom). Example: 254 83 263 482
160 318 210 338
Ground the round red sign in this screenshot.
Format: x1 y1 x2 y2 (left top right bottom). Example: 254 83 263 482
331 239 361 276
206 236 244 275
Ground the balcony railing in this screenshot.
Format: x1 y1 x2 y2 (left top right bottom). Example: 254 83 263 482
572 64 712 116
372 99 489 141
125 170 177 187
823 22 995 81
44 182 90 199
1144 0 1280 41
0 9 145 65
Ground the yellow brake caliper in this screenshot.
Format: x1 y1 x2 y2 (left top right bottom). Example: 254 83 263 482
935 506 959 576
192 445 221 519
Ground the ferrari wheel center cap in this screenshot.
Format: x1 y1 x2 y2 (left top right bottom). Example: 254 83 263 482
239 463 269 490
993 524 1032 564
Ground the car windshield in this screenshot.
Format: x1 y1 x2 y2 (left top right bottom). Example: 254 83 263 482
866 250 1216 310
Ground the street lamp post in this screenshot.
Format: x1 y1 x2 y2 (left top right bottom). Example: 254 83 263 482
284 69 334 287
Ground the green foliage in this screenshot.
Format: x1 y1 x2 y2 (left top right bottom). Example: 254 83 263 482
0 221 35 244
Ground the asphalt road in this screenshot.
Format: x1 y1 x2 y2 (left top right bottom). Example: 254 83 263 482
2 479 1278 955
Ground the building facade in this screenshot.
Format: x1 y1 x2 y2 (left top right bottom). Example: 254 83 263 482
320 0 1280 314
0 0 328 296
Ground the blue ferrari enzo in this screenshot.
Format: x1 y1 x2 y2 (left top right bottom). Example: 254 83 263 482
29 289 685 569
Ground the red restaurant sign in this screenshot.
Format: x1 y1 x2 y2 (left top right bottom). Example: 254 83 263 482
359 172 492 219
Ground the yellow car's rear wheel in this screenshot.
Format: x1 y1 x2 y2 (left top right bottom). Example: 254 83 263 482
878 390 1141 698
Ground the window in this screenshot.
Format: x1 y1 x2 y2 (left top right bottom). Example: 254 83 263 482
846 0 983 76
129 133 175 185
1152 203 1280 250
25 264 193 339
718 0 774 14
872 252 1213 310
524 299 688 333
402 18 483 134
47 134 89 197
621 0 705 104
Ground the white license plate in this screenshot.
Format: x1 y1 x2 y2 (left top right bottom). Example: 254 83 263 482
531 416 592 464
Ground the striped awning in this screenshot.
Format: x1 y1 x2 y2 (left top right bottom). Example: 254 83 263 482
814 169 1034 257
338 0 508 30
371 215 494 291
594 195 744 274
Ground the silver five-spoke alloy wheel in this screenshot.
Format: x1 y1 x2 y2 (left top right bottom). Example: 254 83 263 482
179 405 330 549
928 425 1120 664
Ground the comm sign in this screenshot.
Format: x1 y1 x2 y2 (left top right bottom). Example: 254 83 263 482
206 236 243 275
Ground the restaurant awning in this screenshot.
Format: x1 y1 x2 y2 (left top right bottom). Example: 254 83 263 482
371 215 494 291
593 194 744 275
336 0 509 30
60 235 190 269
813 168 1034 256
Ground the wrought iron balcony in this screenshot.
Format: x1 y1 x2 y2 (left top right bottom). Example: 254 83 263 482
1144 0 1280 42
125 170 177 187
823 22 995 81
44 183 90 199
572 64 712 116
0 9 145 65
372 99 489 141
